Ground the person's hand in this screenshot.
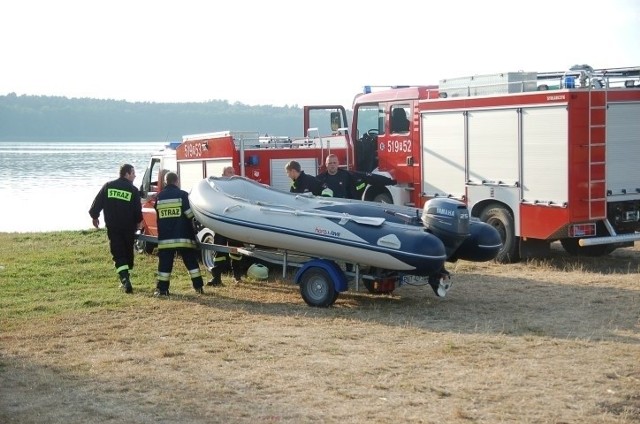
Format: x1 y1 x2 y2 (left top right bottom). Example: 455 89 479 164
92 218 99 229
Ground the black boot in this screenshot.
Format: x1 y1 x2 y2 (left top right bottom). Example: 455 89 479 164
193 276 204 294
119 271 133 294
207 268 223 286
232 264 242 284
154 281 170 296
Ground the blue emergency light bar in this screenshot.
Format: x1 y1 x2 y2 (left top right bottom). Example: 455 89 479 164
363 85 410 94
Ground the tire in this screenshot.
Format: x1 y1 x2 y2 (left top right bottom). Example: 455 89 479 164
135 239 156 254
372 192 393 204
480 206 520 263
560 238 615 257
299 267 337 307
200 232 217 269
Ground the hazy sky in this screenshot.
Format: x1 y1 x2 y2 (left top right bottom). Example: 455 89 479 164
2 0 639 108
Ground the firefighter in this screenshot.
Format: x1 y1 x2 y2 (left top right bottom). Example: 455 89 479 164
89 163 143 294
208 166 245 286
285 160 323 195
316 154 357 199
154 172 204 296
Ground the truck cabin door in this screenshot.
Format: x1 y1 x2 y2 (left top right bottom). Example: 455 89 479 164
140 157 161 199
381 103 415 181
353 104 384 173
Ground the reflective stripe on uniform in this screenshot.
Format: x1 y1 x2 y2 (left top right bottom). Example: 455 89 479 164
116 264 129 274
107 188 132 201
157 239 198 249
188 268 202 278
156 198 183 219
157 271 171 282
156 198 182 207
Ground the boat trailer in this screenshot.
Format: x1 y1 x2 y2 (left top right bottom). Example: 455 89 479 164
135 234 450 307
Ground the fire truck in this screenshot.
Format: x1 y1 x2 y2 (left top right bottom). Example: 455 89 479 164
346 64 640 262
136 126 357 267
139 64 640 264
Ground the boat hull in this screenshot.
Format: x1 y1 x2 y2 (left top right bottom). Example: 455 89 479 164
285 196 502 263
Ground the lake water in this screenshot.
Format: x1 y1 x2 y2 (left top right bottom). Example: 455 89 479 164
0 141 166 233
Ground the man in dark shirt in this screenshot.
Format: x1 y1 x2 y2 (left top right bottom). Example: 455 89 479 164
285 160 322 195
316 154 357 199
89 164 142 294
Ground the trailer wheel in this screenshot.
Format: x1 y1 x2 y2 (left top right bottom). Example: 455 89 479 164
480 206 520 263
135 239 156 254
299 267 337 307
200 232 217 269
560 238 614 257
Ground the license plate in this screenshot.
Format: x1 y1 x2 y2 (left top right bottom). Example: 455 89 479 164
401 275 430 285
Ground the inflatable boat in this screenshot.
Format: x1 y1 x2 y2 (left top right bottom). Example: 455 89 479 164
190 177 446 276
189 176 502 278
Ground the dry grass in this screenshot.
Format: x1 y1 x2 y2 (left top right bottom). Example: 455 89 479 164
1 235 639 423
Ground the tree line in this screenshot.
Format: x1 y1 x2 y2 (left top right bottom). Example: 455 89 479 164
0 93 304 142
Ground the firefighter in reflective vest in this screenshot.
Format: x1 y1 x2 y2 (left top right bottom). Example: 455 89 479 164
89 163 142 294
208 166 245 286
154 172 204 296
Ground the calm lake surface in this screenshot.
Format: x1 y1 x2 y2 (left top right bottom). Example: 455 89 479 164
0 141 166 233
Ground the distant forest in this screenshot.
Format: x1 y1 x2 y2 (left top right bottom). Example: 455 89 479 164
0 93 305 142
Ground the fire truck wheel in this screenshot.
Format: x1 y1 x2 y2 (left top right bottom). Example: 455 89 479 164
560 238 615 257
299 267 338 307
372 193 393 204
200 232 217 269
135 239 156 255
480 206 520 263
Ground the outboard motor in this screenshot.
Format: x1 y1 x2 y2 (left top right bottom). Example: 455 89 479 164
421 198 470 257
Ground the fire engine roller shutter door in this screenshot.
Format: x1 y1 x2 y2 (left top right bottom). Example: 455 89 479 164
420 112 466 199
178 161 207 193
466 109 519 186
205 160 233 179
606 102 640 200
521 106 568 205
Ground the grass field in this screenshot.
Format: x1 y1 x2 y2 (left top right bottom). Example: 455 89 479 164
0 230 638 423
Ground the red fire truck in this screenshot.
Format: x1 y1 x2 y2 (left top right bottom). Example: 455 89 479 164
346 65 640 262
136 126 356 266
139 64 640 264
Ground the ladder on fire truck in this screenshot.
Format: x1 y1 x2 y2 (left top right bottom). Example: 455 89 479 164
587 86 607 221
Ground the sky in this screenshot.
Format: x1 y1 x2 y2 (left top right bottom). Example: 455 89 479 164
1 0 639 108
